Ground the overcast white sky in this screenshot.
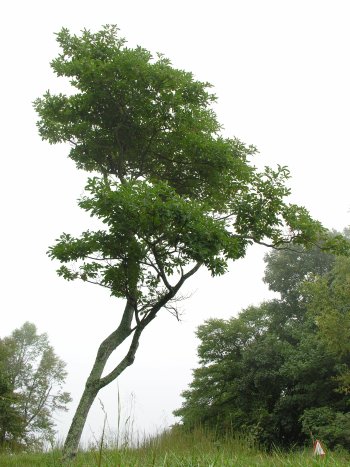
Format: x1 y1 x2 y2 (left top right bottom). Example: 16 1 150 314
1 0 349 445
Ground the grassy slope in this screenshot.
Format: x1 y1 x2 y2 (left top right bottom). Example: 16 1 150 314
1 429 349 466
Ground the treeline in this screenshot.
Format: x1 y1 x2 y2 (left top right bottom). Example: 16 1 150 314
0 323 71 451
175 231 350 450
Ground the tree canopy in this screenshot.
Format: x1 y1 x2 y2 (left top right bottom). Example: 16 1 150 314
33 25 342 458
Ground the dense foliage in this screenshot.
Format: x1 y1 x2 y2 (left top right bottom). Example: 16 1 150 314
175 239 350 449
34 26 341 456
34 26 330 301
0 323 71 451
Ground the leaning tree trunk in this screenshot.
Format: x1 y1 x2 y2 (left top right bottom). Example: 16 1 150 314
62 262 201 460
62 381 99 458
63 301 135 459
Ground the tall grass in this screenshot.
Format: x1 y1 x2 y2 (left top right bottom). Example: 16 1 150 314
1 426 350 466
1 393 349 466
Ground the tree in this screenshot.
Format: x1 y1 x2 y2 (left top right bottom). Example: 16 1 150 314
34 26 333 458
174 243 350 448
0 323 71 450
304 251 350 393
263 241 336 305
0 340 24 450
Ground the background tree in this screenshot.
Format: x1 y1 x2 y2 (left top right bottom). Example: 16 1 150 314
304 248 350 394
174 240 350 448
34 26 338 458
0 340 24 451
0 323 71 450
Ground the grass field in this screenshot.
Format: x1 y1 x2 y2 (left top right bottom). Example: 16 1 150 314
0 428 349 466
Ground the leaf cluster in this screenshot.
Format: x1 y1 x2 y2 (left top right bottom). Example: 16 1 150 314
34 26 251 204
34 26 333 314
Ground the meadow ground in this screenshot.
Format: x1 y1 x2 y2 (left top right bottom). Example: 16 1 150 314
0 428 349 466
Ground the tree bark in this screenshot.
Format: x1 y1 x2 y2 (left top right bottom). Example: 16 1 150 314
62 381 99 459
63 300 134 459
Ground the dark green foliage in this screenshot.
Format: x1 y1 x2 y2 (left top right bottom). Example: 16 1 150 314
175 242 350 449
301 407 350 450
34 26 252 203
304 255 350 393
34 26 331 311
0 323 71 451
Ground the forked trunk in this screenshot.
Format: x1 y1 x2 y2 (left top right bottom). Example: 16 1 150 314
62 263 201 460
62 301 134 460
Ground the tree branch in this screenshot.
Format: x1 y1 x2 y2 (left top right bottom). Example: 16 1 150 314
25 385 53 428
83 279 112 290
245 236 304 252
142 261 202 325
97 261 202 389
98 325 143 389
150 247 174 291
94 300 135 363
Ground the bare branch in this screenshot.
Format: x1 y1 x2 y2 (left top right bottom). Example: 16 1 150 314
141 261 202 326
83 279 112 290
25 385 53 428
165 289 194 321
85 255 120 262
244 236 306 252
213 212 235 221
